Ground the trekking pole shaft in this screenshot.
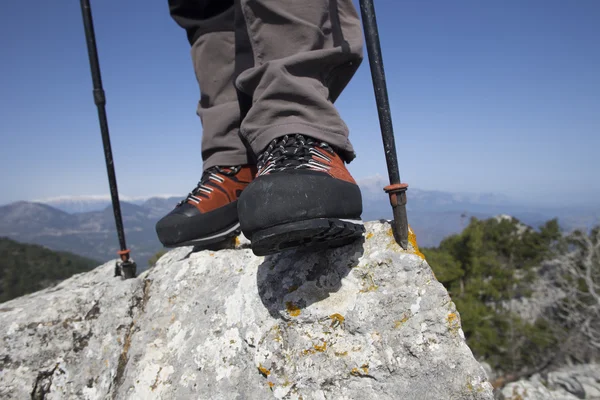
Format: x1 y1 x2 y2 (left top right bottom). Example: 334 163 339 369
80 0 128 253
359 0 409 249
360 0 400 183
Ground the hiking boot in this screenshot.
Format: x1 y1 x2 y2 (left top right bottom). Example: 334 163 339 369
238 134 364 256
156 165 256 248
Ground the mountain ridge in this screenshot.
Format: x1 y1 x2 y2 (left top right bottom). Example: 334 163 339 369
1 183 598 271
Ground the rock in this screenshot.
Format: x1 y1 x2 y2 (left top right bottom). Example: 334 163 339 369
500 364 600 400
0 221 493 399
500 379 580 400
480 362 498 384
547 364 600 399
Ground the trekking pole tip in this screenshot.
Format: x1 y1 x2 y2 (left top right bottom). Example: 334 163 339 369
115 249 137 280
384 183 409 250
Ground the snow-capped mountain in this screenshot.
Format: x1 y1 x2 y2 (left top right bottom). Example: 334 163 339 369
37 195 179 214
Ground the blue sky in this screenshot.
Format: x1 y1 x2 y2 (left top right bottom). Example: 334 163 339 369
0 0 598 207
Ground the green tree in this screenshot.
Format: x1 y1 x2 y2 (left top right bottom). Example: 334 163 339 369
0 237 98 303
422 216 562 373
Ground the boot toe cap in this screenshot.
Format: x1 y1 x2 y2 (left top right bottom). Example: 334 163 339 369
238 170 362 235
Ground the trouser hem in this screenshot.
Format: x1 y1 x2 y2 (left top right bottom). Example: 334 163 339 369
203 151 253 171
243 122 356 163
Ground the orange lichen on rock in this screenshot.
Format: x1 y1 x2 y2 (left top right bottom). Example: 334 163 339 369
394 313 410 328
268 382 275 388
447 312 461 334
285 302 301 317
350 364 370 376
408 228 426 260
313 341 327 352
366 232 374 239
447 312 458 324
329 313 345 327
234 236 241 247
258 364 271 377
303 341 327 355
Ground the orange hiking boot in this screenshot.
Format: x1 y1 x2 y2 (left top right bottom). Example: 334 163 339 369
238 134 364 256
156 165 256 248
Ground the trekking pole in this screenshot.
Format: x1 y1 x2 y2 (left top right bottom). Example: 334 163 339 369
359 0 409 249
80 0 136 279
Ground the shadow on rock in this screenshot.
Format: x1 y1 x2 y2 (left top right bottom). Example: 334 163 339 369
257 238 365 319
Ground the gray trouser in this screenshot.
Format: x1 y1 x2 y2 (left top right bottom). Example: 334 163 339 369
169 0 363 170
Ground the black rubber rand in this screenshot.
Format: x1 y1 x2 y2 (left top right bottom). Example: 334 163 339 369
250 218 365 256
163 222 241 248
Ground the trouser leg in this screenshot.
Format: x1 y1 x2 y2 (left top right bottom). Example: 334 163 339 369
234 0 364 162
169 0 251 170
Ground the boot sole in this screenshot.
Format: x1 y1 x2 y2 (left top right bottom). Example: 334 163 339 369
164 222 241 249
249 218 365 256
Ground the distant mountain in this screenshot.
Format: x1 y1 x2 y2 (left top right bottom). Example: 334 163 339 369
1 177 598 267
38 195 180 214
39 196 114 214
141 196 182 219
0 237 98 303
357 175 600 247
0 201 161 271
0 201 76 235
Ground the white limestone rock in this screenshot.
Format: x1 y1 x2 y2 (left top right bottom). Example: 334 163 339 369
501 364 600 400
0 221 492 399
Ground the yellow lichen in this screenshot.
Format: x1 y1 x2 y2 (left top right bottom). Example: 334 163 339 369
268 382 275 388
447 312 458 324
234 236 241 247
329 313 345 328
303 341 327 355
387 228 394 237
408 228 426 260
366 232 374 239
258 364 271 377
447 312 461 334
334 351 348 357
285 302 301 317
313 341 327 352
351 364 369 376
394 314 410 328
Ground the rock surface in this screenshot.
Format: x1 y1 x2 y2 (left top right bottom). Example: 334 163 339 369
0 221 493 399
501 364 600 400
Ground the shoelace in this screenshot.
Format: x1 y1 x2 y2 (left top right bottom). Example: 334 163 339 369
180 166 241 206
257 134 334 176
